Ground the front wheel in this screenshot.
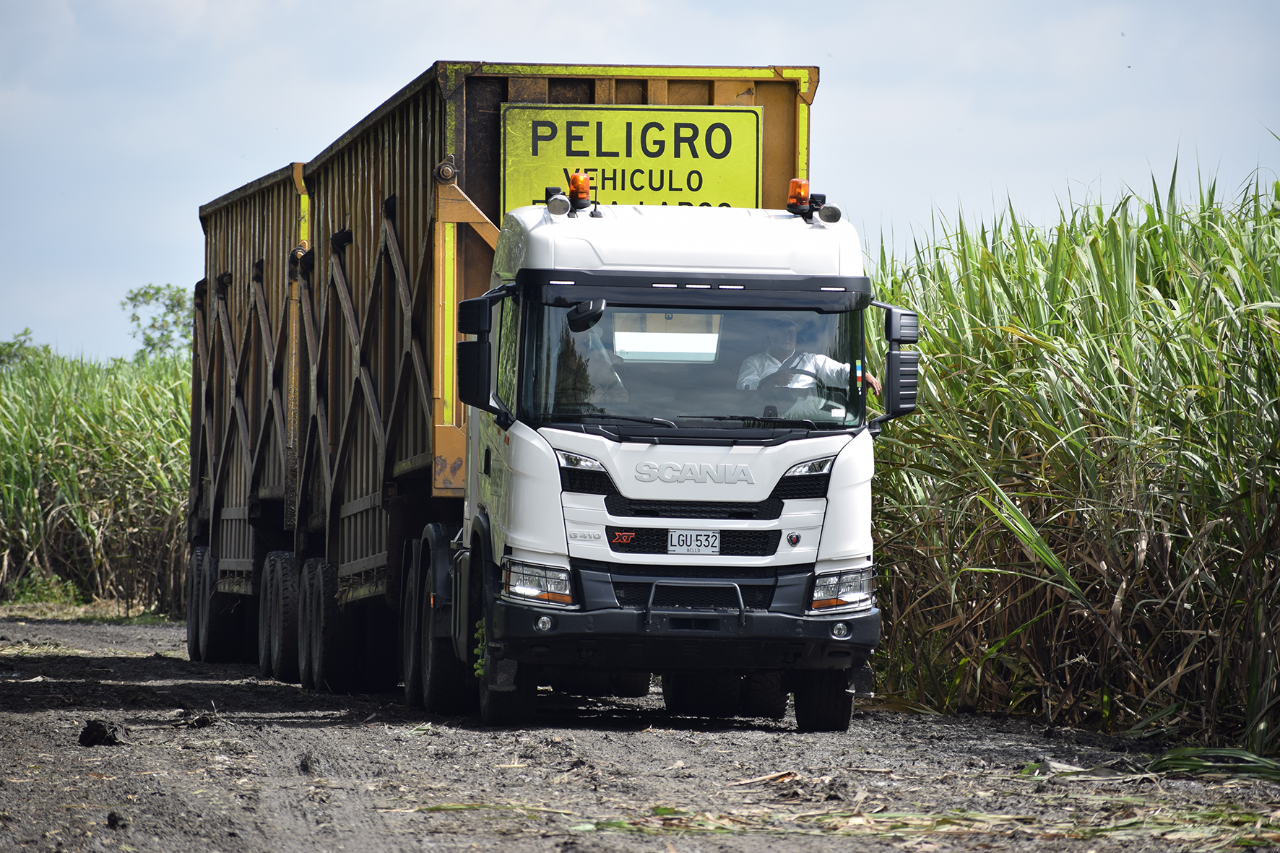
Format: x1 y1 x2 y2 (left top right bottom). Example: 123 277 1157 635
793 670 853 732
477 618 535 726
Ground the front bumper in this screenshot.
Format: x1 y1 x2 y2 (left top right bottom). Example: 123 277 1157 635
491 598 880 672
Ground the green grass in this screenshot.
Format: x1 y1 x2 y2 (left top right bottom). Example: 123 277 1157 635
869 167 1280 753
0 350 190 613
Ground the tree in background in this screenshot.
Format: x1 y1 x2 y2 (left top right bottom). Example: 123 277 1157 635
121 284 193 358
0 328 49 368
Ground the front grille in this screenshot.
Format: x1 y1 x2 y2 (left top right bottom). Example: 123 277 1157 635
606 527 781 556
605 494 783 520
604 562 778 579
613 581 774 610
561 468 618 495
573 557 814 578
769 473 830 500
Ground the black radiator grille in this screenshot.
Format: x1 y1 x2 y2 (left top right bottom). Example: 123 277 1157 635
606 527 781 557
613 582 774 610
605 494 783 520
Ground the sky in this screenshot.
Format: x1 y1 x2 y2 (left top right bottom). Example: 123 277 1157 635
1 0 1276 359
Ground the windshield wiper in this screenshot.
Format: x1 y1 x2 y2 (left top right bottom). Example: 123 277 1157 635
550 413 679 429
678 414 817 430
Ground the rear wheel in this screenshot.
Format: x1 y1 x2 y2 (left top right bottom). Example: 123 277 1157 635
421 524 473 714
793 670 853 732
359 600 399 693
186 547 206 662
612 671 653 698
313 561 355 693
401 540 424 709
199 552 238 663
742 671 787 720
297 559 318 690
257 553 277 678
662 672 742 718
271 553 300 684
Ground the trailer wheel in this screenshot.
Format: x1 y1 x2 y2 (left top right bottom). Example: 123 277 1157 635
313 562 355 693
257 553 277 678
742 671 787 720
186 547 206 662
297 558 318 690
271 553 300 683
199 552 238 663
422 524 474 714
793 670 853 732
401 539 424 709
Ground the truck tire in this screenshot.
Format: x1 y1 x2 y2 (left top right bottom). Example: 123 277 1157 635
421 524 473 714
186 547 206 662
793 670 853 732
257 553 277 678
401 540 424 709
742 671 787 720
359 600 399 692
612 671 652 698
478 619 535 726
271 553 300 684
313 561 355 693
297 558 318 690
662 672 742 717
199 552 239 663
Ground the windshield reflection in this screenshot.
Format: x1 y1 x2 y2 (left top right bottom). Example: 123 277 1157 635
524 304 866 430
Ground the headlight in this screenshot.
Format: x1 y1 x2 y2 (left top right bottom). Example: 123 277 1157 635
556 450 604 471
784 456 835 477
810 567 875 611
503 560 574 606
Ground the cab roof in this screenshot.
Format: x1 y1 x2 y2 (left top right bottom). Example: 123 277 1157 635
495 205 865 281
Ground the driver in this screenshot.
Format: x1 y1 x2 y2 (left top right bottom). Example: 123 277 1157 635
737 314 881 401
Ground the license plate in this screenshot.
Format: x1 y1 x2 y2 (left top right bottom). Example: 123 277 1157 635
667 530 720 555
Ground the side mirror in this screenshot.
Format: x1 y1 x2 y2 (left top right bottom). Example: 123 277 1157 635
882 350 919 419
458 297 492 335
870 301 921 435
457 340 491 410
884 306 918 344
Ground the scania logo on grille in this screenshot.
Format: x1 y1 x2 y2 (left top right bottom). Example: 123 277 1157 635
634 462 755 484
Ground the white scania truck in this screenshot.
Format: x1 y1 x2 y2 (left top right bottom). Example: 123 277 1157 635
452 185 919 730
189 63 917 734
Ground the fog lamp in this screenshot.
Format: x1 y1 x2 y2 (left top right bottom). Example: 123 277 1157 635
535 616 554 632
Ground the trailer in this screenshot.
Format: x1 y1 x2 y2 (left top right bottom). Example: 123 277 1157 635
188 61 918 729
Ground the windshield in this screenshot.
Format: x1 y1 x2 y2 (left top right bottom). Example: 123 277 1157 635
522 301 868 430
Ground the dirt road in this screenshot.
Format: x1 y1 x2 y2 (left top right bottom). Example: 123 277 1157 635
2 612 1277 852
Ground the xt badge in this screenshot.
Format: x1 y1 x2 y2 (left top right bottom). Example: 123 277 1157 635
786 533 801 547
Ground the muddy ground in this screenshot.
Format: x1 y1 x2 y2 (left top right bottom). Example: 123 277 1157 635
1 612 1277 853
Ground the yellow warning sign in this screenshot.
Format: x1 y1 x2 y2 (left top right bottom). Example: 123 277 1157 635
500 105 762 215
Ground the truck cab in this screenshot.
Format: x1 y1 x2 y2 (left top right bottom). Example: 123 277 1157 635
454 199 919 730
